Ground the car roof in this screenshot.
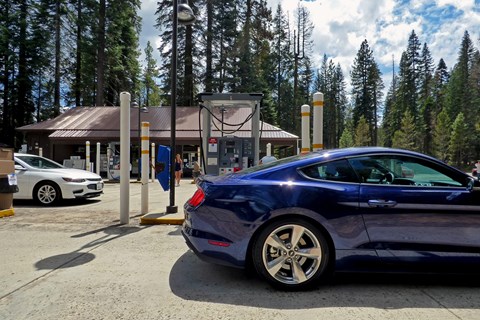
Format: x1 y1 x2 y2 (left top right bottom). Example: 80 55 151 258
307 147 449 162
14 153 40 157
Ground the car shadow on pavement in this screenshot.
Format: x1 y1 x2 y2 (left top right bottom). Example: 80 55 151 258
35 224 150 271
169 251 480 310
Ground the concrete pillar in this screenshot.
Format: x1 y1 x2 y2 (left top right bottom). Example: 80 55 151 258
301 105 311 154
141 122 149 214
312 92 324 151
86 141 91 171
96 142 101 175
119 92 130 224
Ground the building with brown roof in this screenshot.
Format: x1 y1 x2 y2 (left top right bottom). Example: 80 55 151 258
17 106 299 175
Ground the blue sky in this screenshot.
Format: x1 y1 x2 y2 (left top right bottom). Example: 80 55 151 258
139 0 480 94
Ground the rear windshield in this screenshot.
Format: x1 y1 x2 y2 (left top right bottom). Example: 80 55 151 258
236 152 320 175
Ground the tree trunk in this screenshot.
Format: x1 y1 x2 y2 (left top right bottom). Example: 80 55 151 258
75 0 82 107
95 0 106 106
205 0 213 92
54 0 61 116
183 25 194 106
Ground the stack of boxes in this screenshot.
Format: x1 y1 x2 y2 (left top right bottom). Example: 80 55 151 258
0 147 16 217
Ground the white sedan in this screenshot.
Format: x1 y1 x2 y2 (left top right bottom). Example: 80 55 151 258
14 153 104 205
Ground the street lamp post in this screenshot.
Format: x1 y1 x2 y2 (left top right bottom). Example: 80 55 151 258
166 0 196 214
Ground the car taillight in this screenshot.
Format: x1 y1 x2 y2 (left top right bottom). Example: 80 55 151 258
188 188 205 207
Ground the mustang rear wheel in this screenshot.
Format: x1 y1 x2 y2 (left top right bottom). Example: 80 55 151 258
252 218 332 290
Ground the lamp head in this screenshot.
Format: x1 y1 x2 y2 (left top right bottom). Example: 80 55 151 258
178 0 196 25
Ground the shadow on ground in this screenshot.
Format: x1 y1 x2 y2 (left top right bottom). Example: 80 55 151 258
169 251 480 310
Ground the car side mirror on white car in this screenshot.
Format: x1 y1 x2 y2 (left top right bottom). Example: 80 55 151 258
15 164 26 171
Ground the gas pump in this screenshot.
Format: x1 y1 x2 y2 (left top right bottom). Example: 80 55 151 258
206 136 255 175
107 142 121 180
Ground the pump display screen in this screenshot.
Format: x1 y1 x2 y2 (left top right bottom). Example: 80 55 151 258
226 147 235 153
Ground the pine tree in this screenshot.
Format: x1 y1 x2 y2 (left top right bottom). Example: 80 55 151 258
350 39 383 146
433 109 451 162
448 112 468 167
445 31 477 161
142 41 161 107
354 116 371 147
392 110 418 151
271 4 293 131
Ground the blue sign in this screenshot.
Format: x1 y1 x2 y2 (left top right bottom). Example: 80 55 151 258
156 145 171 191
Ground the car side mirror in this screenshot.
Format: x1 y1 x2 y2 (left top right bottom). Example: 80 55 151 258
15 164 26 171
467 177 480 192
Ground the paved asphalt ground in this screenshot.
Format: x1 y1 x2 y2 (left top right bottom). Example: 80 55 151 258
1 178 480 320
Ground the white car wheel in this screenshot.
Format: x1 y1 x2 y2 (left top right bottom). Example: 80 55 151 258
35 183 61 205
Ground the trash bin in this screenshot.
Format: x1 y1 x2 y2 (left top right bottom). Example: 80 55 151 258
0 147 16 217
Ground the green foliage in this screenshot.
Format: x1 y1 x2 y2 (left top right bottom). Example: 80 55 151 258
392 110 419 151
433 109 451 162
354 116 371 147
339 125 354 148
448 112 468 167
1 0 480 161
350 39 383 146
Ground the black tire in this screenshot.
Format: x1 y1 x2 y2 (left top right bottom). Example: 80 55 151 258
252 218 332 291
34 182 62 205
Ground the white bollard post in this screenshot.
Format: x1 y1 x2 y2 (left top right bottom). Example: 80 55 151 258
39 147 43 157
313 92 324 151
96 142 101 175
86 141 91 171
141 122 150 214
151 143 156 182
266 143 271 156
301 105 311 154
120 92 131 224
106 147 112 181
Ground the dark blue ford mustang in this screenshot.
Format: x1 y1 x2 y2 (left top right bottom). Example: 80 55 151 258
182 147 480 290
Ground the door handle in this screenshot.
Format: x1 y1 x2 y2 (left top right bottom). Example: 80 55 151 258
367 200 397 208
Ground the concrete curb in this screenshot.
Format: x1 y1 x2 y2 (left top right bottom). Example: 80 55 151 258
0 208 14 218
140 212 184 225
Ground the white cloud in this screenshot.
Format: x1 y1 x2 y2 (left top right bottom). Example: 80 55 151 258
139 0 480 96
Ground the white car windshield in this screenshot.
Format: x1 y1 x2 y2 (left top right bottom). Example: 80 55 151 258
17 156 64 169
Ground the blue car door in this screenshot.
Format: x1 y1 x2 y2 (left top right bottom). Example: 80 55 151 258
349 155 480 254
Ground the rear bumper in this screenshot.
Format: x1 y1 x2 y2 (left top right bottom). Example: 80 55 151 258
182 224 245 268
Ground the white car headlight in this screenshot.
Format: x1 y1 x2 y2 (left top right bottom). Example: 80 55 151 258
62 177 86 183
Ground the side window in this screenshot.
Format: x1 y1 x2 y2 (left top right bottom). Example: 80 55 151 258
349 155 463 187
301 159 359 183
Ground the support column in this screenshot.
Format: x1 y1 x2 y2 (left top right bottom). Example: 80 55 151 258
120 92 130 224
141 122 149 214
86 141 91 171
312 92 324 151
96 142 101 175
301 105 311 154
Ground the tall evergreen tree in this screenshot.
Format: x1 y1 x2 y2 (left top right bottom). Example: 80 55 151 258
445 31 477 161
271 4 293 131
448 112 468 167
354 115 371 147
433 109 451 162
350 39 383 145
142 41 161 107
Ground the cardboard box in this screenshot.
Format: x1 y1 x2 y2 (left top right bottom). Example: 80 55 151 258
0 148 14 161
0 160 14 176
0 193 13 210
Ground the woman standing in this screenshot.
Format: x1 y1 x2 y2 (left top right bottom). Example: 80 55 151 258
174 154 183 186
